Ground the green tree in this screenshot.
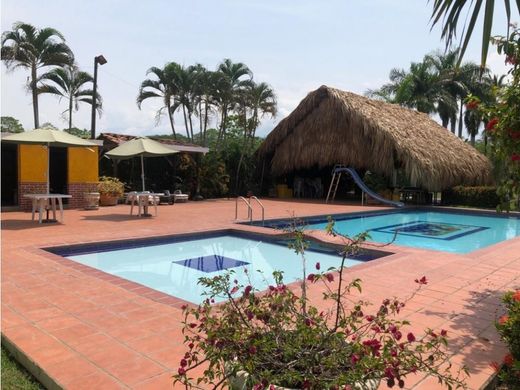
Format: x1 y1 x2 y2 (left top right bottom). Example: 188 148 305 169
64 127 90 139
0 116 24 133
1 22 73 128
137 63 180 138
38 65 101 130
430 0 520 67
214 59 252 146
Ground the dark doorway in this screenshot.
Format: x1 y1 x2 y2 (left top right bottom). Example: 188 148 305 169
1 143 18 206
49 147 68 202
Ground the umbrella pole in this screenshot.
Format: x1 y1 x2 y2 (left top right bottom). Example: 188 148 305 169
47 143 50 194
141 155 145 191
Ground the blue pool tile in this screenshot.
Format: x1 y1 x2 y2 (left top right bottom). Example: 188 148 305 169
173 255 249 273
371 221 489 241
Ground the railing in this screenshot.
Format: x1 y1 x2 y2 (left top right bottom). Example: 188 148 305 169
235 196 252 222
249 196 265 226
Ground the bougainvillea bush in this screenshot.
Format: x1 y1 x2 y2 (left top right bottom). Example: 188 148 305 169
467 26 520 211
173 220 467 389
493 290 520 387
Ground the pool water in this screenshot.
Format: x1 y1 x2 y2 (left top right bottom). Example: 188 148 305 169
286 211 520 254
65 235 364 304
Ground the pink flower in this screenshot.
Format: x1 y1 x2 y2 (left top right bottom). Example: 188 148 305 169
230 286 239 294
351 354 360 365
365 315 375 322
181 304 188 310
325 273 334 282
189 322 197 328
414 276 428 285
315 262 321 270
511 154 520 162
188 342 194 349
246 310 254 320
178 367 186 375
180 358 187 367
504 353 514 367
244 285 253 296
307 273 316 282
485 117 499 131
407 332 416 342
440 329 448 337
249 346 257 354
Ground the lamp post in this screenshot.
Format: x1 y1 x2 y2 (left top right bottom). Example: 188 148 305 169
90 54 107 139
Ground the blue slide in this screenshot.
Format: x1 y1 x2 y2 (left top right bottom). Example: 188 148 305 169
334 167 405 208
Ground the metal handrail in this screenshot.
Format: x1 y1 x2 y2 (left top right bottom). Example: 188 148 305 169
235 196 252 222
249 196 265 226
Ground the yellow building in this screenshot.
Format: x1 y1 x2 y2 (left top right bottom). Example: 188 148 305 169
1 141 100 210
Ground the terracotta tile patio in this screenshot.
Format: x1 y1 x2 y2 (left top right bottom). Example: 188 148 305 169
2 199 519 389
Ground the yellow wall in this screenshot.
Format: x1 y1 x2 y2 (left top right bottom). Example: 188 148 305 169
68 147 99 183
18 144 48 182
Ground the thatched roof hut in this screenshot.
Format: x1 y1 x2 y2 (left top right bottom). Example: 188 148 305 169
258 86 492 191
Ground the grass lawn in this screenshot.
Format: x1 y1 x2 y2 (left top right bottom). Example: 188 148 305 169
1 346 43 390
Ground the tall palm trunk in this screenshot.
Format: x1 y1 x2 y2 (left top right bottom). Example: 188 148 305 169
458 99 464 138
450 114 456 134
68 93 73 130
31 64 39 128
234 110 249 195
203 100 209 146
188 108 195 142
166 101 177 139
470 134 476 145
181 105 190 141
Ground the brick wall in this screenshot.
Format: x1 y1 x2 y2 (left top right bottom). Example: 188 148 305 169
68 183 98 209
18 182 48 211
18 182 98 210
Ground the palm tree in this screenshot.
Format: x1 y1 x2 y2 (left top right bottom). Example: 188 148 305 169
234 81 277 194
430 0 520 67
137 63 180 138
1 22 73 128
191 65 218 145
214 59 253 146
38 65 101 130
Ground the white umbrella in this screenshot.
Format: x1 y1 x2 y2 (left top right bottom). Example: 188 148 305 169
2 128 97 193
105 137 179 191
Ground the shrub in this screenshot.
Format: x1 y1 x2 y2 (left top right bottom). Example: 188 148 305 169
493 290 520 387
97 176 124 197
442 186 499 209
173 220 467 389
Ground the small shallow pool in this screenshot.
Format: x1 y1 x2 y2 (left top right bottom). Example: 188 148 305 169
256 210 520 254
47 232 389 304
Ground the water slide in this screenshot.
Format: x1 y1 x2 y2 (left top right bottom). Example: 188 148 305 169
334 167 405 208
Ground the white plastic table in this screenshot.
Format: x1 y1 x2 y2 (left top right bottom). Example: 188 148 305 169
23 194 72 224
128 192 162 217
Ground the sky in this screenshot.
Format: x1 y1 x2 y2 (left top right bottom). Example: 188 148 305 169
0 0 514 138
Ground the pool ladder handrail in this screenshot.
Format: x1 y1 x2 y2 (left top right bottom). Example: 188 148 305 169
249 196 265 226
235 196 253 223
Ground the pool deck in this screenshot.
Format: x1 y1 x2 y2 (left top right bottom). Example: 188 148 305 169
2 198 519 389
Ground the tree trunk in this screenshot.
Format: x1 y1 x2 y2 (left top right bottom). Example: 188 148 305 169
198 100 203 144
182 105 190 141
68 93 73 131
450 115 456 135
458 99 464 138
470 134 475 145
203 100 209 146
31 64 39 128
188 109 195 142
167 101 177 139
234 114 249 195
441 116 449 128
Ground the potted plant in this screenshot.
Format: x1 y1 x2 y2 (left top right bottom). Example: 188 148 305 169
173 220 468 389
97 176 124 206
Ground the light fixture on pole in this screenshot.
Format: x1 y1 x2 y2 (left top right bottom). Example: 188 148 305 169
90 54 107 139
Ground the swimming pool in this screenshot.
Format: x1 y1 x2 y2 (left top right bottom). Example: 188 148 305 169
257 209 520 254
48 232 388 304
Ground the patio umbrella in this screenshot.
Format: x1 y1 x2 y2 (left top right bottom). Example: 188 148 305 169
105 137 179 191
2 128 97 193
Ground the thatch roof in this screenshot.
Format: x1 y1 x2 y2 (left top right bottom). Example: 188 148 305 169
258 86 492 191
